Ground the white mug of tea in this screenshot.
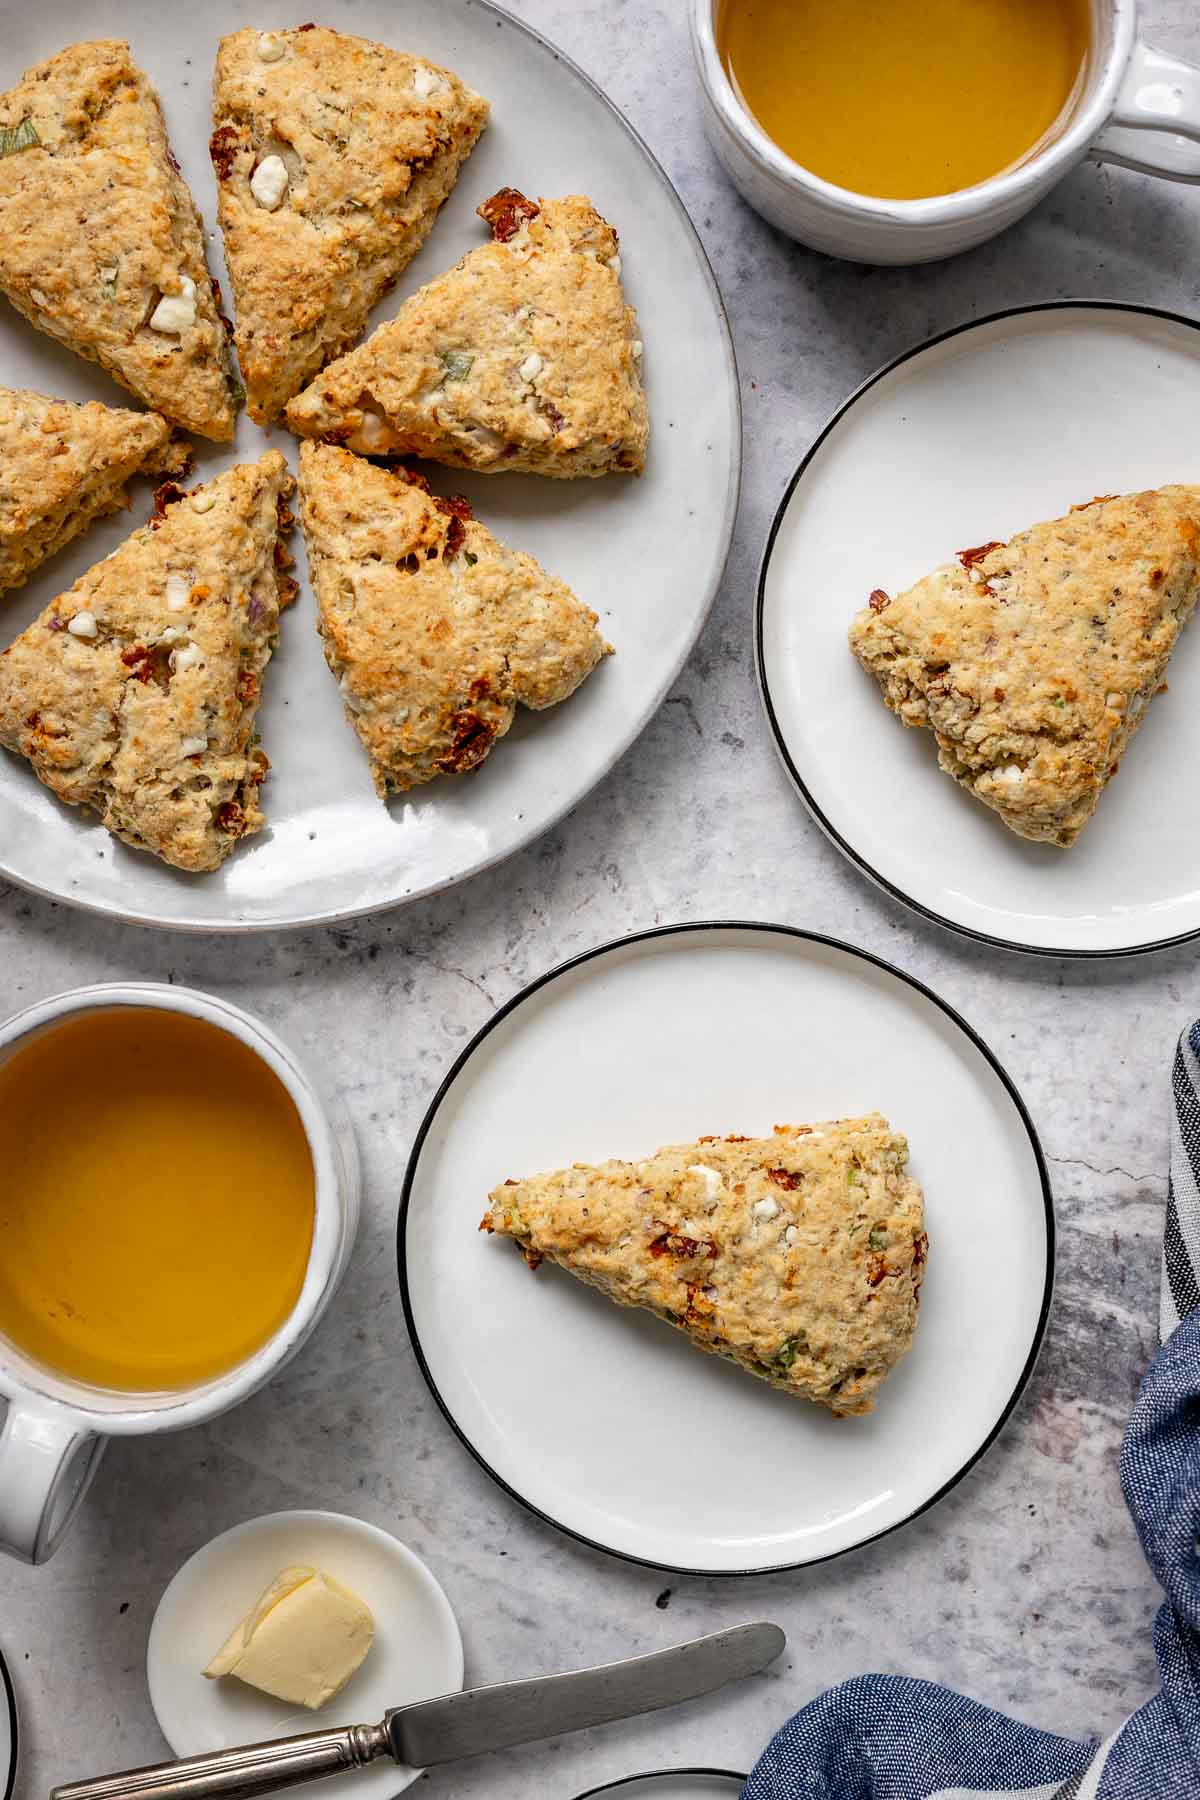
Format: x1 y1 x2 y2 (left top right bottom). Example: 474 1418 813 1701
692 0 1200 263
0 984 359 1564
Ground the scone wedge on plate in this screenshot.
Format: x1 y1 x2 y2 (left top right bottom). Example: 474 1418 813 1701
0 41 237 439
0 451 295 871
481 1115 927 1416
850 486 1200 846
287 191 647 477
0 387 189 599
297 442 610 794
210 25 488 424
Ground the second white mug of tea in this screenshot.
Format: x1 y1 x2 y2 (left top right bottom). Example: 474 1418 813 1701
0 984 359 1564
692 0 1200 263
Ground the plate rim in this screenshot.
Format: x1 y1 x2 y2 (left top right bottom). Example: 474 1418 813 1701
755 297 1200 962
0 1646 15 1800
0 0 742 936
573 1771 747 1798
397 917 1056 1577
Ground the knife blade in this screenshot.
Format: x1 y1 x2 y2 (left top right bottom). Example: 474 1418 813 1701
50 1622 785 1800
389 1620 786 1766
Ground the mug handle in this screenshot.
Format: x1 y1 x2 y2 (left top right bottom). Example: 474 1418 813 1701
0 1395 105 1564
1090 41 1200 182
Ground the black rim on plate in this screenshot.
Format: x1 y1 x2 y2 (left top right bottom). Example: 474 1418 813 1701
755 298 1200 962
0 0 741 937
574 1771 746 1798
397 919 1056 1577
0 1648 16 1800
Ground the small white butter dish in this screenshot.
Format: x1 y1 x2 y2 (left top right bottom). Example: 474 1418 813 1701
148 1511 462 1798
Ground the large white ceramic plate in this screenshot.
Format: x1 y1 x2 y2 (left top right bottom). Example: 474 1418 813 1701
148 1511 463 1799
0 1649 15 1800
400 923 1052 1575
758 303 1200 957
0 2 738 930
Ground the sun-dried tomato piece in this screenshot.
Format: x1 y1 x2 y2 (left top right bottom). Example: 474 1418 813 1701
436 710 495 775
215 800 245 835
1070 493 1117 513
648 1222 718 1261
209 124 240 180
121 643 172 690
477 187 540 242
149 480 185 527
767 1167 803 1190
957 540 1004 571
433 492 474 560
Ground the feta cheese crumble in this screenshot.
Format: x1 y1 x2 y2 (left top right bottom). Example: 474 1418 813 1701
250 155 289 211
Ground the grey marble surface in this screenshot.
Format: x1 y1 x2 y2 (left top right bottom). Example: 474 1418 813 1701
3 2 1200 1795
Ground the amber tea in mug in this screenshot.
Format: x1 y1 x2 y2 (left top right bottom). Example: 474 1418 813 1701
719 0 1092 201
0 1009 315 1391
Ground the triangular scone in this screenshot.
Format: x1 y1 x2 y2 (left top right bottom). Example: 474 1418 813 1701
0 386 189 598
481 1115 927 1417
287 191 648 477
0 451 295 871
211 26 488 425
297 442 610 795
849 487 1200 847
0 41 237 439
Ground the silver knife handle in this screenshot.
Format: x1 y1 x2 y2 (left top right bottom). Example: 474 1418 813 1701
51 1723 390 1800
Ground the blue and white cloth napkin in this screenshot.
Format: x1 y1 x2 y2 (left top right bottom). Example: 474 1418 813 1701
742 1022 1200 1800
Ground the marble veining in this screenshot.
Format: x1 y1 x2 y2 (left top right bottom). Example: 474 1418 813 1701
3 1 1200 1794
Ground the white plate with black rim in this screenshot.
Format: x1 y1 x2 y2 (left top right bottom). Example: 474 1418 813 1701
0 1646 16 1800
399 922 1053 1576
0 0 738 931
757 302 1200 958
574 1774 745 1800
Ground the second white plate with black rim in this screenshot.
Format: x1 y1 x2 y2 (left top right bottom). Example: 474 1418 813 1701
757 302 1200 958
400 922 1052 1575
0 1648 15 1800
574 1774 744 1800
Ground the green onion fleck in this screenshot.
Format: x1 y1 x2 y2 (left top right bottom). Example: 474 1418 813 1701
0 118 39 159
869 1228 887 1250
438 349 475 382
847 1166 862 1186
463 550 478 566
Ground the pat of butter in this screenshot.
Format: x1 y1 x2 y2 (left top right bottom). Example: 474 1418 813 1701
204 1564 374 1709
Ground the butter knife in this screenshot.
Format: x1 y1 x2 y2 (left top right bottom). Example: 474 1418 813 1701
52 1621 785 1800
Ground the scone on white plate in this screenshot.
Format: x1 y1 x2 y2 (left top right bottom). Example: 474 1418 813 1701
0 451 295 871
0 41 238 439
210 24 488 425
849 486 1200 846
0 385 189 598
481 1114 927 1416
297 442 610 795
287 191 648 478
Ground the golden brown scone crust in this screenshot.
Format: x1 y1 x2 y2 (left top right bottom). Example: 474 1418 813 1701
211 25 488 424
0 386 187 598
0 451 295 871
287 192 648 477
0 41 237 439
482 1115 926 1416
849 487 1200 846
298 442 609 795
